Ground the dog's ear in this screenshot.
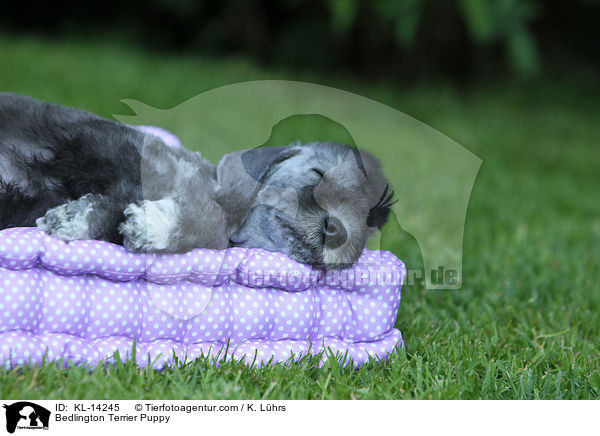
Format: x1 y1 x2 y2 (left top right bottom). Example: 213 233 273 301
215 145 301 233
240 146 301 183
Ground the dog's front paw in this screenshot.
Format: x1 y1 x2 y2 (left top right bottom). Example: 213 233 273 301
119 198 179 252
36 195 95 241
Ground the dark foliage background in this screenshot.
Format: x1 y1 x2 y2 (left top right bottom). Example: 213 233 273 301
2 0 598 80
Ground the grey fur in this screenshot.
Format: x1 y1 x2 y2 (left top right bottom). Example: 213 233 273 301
0 93 392 268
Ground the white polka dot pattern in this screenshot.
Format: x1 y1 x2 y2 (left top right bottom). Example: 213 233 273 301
0 228 406 368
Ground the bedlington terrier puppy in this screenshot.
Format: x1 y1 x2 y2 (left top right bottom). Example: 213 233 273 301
0 93 393 268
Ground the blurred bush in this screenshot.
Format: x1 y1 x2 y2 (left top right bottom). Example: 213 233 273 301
1 0 598 79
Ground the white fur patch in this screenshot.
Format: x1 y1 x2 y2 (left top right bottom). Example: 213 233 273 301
119 198 179 251
36 196 94 241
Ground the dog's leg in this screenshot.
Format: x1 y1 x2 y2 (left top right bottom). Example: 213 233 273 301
36 194 126 243
36 194 97 241
118 198 179 252
119 196 228 252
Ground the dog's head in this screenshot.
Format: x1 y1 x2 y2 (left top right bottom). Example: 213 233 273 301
216 142 393 269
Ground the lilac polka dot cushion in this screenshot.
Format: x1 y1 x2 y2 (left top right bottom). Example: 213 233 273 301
0 227 406 369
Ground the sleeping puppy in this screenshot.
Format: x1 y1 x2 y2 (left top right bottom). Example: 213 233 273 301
0 93 393 268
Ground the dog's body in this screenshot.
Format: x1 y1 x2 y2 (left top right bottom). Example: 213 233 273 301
0 93 392 268
0 93 227 252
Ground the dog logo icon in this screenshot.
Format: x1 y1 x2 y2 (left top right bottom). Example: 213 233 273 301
117 80 482 289
2 402 50 434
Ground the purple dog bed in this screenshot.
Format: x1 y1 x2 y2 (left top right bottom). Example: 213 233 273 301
0 126 406 368
0 228 405 368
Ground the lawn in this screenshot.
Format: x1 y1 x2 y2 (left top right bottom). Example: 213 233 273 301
0 34 599 399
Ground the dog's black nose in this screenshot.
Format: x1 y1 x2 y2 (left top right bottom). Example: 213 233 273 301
323 216 347 249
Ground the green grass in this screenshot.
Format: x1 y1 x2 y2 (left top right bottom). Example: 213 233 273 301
1 34 599 399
